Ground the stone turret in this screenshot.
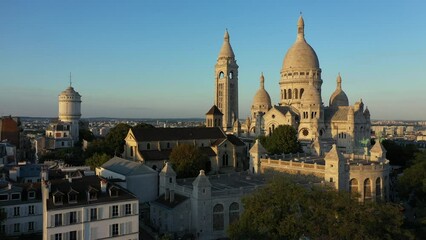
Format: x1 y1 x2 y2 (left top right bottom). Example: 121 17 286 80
249 139 267 174
159 162 176 198
324 144 348 191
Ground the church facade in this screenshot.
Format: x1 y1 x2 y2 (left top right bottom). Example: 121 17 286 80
210 16 371 156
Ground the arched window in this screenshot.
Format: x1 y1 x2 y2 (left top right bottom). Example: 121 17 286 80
364 178 372 202
284 89 287 99
213 204 224 231
288 89 292 99
219 72 224 79
349 178 358 195
300 88 304 99
130 146 134 157
229 71 233 79
294 89 298 99
272 124 275 133
376 178 382 201
229 202 240 224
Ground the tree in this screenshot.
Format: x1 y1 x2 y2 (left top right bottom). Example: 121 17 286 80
259 125 301 154
382 140 418 167
169 144 209 178
228 175 409 240
85 153 111 170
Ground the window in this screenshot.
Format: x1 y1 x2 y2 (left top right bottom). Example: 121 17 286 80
89 191 97 201
69 211 77 224
54 233 62 240
14 223 20 232
14 207 20 216
68 192 78 203
28 191 35 199
349 179 358 195
0 224 5 233
69 231 77 240
111 223 119 237
330 177 333 183
229 202 240 224
53 193 64 205
28 221 34 231
130 146 134 156
146 143 151 150
11 193 20 200
213 204 224 231
90 208 97 221
55 213 62 226
0 194 7 201
112 205 119 217
28 205 35 215
125 204 132 215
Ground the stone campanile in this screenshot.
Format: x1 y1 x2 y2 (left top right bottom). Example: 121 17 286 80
58 75 82 143
215 30 239 132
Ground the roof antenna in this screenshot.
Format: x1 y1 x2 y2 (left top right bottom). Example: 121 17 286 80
69 72 72 87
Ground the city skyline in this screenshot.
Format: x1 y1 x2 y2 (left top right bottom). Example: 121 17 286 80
1 0 425 120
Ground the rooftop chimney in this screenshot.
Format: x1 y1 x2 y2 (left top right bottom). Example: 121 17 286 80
100 179 107 193
7 182 12 190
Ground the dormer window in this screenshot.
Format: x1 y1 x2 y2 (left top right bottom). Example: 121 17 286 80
68 188 79 204
11 193 20 200
87 187 98 201
28 191 35 199
53 191 64 205
109 186 119 198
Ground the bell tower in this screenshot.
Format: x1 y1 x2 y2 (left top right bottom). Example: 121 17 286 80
215 30 239 132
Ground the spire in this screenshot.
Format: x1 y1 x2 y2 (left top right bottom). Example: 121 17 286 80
260 72 265 89
69 72 72 87
336 73 342 90
218 29 235 59
224 28 230 42
297 15 305 41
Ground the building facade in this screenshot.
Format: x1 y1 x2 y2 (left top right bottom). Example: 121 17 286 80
42 174 139 240
0 182 43 237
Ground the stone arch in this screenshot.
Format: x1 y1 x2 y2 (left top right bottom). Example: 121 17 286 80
294 89 298 99
284 89 287 99
288 89 292 99
349 178 358 195
219 71 224 79
375 177 382 201
364 178 372 202
300 88 304 98
229 71 234 79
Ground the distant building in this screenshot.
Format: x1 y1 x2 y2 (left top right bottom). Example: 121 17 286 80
0 116 21 148
96 156 158 203
9 164 42 183
42 174 139 240
58 83 82 143
123 127 247 172
0 182 43 237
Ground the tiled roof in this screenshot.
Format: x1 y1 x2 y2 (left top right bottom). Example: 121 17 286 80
46 175 137 210
131 127 226 142
206 105 223 115
226 134 245 146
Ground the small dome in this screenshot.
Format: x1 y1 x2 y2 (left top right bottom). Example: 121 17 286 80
301 81 321 104
329 74 349 108
282 16 319 71
60 86 81 98
218 29 235 59
252 73 272 109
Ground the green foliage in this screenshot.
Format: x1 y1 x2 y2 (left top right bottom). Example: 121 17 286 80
259 125 301 154
228 175 408 240
169 144 209 178
79 128 95 142
382 140 418 167
39 147 84 165
85 152 111 170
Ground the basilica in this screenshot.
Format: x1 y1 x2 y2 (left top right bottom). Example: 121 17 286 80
209 16 371 156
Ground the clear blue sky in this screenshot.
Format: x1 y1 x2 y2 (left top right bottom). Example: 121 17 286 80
0 0 425 120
